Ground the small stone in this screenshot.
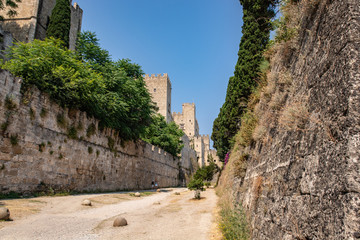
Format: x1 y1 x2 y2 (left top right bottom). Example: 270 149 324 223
0 207 10 220
134 192 141 197
153 202 161 205
113 217 127 227
81 199 92 206
174 192 180 195
156 189 161 192
354 232 360 238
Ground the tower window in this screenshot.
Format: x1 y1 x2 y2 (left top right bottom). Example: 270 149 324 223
153 88 156 92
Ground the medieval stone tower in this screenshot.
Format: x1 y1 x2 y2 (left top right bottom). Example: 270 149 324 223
144 74 173 123
0 0 83 50
172 103 199 138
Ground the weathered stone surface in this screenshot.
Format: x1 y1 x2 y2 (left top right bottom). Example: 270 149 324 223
0 70 193 195
0 207 10 220
81 199 91 206
222 0 360 239
113 217 127 227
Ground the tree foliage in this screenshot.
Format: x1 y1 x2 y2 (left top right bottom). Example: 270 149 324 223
211 0 277 160
0 0 21 21
141 114 184 157
187 162 218 199
1 38 155 140
75 31 111 72
46 0 71 48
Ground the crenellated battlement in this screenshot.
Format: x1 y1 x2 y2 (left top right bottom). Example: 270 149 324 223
144 73 169 79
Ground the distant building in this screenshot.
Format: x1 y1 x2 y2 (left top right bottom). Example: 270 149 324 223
144 74 173 123
144 73 217 169
0 0 83 50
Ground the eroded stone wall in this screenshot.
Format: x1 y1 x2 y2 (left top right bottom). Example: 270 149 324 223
0 70 181 194
225 0 360 239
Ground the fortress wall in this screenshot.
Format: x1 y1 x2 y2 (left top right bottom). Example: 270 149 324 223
0 70 180 194
0 0 82 49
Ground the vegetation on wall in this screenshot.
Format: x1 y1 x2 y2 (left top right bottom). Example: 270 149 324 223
46 0 71 48
211 0 277 160
1 32 185 155
141 114 184 157
1 37 155 141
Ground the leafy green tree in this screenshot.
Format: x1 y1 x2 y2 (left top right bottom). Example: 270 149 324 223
1 38 156 141
188 162 218 199
188 178 205 199
46 0 71 48
212 0 277 160
141 114 184 156
76 31 111 72
0 0 21 21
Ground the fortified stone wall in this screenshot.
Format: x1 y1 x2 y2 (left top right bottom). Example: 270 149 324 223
179 134 198 185
194 136 205 167
222 0 360 239
144 74 172 123
0 70 181 194
0 0 82 50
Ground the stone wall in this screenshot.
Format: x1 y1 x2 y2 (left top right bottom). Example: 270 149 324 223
222 0 360 239
179 134 198 185
0 70 182 194
0 0 82 50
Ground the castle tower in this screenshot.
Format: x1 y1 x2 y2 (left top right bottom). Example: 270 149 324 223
0 0 83 50
172 103 199 138
144 73 172 123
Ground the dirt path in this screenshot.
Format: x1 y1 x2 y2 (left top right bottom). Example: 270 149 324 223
0 188 221 240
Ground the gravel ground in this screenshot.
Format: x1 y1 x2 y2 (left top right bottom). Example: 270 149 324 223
0 188 220 240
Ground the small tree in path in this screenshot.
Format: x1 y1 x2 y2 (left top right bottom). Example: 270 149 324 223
188 178 205 200
46 0 71 48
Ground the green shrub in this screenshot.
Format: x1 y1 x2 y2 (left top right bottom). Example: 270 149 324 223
220 203 250 240
4 95 16 110
10 134 18 146
1 38 155 141
88 146 93 154
86 123 96 137
56 113 67 129
67 125 78 139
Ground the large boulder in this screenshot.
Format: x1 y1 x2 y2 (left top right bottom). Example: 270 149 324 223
113 217 127 227
134 192 141 197
0 207 10 220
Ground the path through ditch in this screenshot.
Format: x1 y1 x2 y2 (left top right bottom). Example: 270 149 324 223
0 188 221 240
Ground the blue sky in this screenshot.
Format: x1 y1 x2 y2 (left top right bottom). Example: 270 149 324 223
74 0 243 148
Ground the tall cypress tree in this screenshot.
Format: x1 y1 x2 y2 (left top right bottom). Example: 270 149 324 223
46 0 71 48
212 0 277 160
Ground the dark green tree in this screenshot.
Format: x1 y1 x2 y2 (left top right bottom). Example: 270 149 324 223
212 0 277 160
0 0 21 21
46 0 71 48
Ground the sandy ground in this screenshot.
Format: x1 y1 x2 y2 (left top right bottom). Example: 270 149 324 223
0 188 222 240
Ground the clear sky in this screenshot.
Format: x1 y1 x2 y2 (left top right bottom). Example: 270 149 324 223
74 0 243 148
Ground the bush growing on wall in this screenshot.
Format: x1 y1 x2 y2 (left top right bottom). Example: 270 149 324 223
1 38 155 140
141 114 184 157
